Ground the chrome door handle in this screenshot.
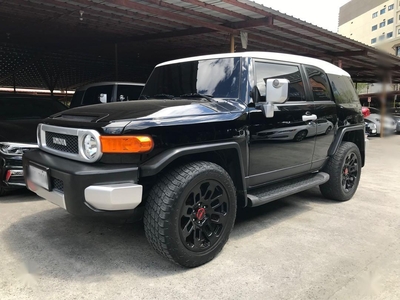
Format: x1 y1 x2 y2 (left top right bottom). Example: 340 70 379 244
302 114 317 122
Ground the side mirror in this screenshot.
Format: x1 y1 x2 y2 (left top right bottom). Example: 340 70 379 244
261 78 289 118
99 93 107 103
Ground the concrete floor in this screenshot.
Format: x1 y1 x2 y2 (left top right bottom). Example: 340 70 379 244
1 137 400 300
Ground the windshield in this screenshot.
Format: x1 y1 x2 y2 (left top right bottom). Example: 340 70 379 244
0 98 66 120
140 57 241 99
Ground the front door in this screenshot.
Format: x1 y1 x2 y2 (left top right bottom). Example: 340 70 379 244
248 61 316 187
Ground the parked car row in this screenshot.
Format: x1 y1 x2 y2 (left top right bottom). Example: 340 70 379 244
363 107 400 136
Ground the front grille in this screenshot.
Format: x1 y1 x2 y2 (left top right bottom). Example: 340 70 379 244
45 132 79 154
52 178 64 193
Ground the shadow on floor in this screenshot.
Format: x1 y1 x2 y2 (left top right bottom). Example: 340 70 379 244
2 186 338 280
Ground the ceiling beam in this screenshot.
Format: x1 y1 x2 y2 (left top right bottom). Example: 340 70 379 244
108 0 238 34
181 0 248 20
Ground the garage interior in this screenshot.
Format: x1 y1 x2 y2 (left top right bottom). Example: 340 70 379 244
2 0 400 104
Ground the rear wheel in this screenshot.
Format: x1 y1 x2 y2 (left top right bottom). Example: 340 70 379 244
0 187 7 197
144 161 237 267
320 142 361 201
325 126 332 135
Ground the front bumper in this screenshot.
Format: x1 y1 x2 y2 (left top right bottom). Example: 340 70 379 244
23 150 143 219
1 155 25 190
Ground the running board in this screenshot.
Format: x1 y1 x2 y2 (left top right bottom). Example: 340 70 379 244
247 172 330 207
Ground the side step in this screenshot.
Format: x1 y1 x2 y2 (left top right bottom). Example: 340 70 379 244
247 172 330 207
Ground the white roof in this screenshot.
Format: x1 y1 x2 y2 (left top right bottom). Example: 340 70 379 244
157 52 350 77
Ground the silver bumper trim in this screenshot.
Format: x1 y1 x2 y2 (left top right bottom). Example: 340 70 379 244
84 183 143 211
34 186 67 210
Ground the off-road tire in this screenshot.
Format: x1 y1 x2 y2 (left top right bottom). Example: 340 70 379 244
320 142 362 201
144 161 237 268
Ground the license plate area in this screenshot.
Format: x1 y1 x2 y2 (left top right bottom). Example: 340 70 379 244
28 164 51 191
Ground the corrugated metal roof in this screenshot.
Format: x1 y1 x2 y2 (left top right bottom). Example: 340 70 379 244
0 0 399 90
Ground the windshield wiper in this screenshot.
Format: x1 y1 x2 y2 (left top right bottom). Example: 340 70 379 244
179 93 214 101
139 94 175 99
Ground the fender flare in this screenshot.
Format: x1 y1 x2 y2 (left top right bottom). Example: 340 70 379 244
328 124 365 163
140 141 245 179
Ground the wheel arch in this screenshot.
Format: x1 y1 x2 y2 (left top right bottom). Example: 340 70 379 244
140 142 247 207
328 125 365 166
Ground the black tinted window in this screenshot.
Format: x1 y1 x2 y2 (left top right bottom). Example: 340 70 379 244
117 85 143 101
0 98 66 120
328 74 359 104
70 90 85 108
306 67 332 101
81 85 113 106
255 62 306 102
141 58 241 99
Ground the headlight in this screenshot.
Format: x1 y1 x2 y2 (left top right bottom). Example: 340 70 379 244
0 142 38 155
82 134 98 159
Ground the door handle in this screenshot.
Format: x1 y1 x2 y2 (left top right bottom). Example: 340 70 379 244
302 114 317 122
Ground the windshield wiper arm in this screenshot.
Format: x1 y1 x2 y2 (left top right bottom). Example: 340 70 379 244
178 93 214 101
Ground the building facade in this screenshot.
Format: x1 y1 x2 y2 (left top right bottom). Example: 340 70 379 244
338 0 400 55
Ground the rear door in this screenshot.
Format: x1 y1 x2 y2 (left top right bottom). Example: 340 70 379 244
303 66 338 170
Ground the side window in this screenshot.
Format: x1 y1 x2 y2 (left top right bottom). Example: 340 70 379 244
255 62 306 102
117 85 144 101
82 85 113 106
305 67 332 101
327 74 359 104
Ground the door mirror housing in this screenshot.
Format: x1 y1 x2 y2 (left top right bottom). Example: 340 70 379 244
261 78 289 118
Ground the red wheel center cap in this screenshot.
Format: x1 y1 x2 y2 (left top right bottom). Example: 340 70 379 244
196 208 206 220
344 168 349 175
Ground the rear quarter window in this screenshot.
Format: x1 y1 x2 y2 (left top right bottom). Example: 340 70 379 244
328 74 360 105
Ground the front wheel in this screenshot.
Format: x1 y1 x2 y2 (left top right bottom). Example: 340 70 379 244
144 161 237 267
320 142 362 201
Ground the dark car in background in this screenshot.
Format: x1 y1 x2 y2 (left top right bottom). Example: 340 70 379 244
70 82 145 108
0 95 66 196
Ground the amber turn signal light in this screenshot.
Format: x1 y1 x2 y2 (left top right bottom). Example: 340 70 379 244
100 136 154 153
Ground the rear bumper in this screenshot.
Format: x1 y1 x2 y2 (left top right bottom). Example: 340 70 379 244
23 149 143 219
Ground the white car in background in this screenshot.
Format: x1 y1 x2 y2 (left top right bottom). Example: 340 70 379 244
254 119 333 142
365 107 397 135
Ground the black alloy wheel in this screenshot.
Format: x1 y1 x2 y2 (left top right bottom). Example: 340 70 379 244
144 161 237 267
320 142 362 201
179 179 229 251
341 152 358 193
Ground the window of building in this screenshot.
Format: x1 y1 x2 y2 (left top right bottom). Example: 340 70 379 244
371 38 377 44
372 11 378 18
388 17 394 24
387 32 393 38
379 34 385 41
381 8 386 14
372 24 378 31
389 4 394 10
305 67 332 101
255 62 306 102
380 20 386 28
397 46 400 56
398 28 400 35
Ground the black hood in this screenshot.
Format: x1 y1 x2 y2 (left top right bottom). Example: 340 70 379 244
49 99 246 130
0 119 41 144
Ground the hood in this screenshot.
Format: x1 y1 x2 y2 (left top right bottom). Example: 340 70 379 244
0 119 41 143
50 99 246 131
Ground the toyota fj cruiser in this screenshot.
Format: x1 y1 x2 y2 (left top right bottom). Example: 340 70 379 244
23 52 365 267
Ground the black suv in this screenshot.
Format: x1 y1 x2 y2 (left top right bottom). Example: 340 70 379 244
23 52 365 267
0 95 66 195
